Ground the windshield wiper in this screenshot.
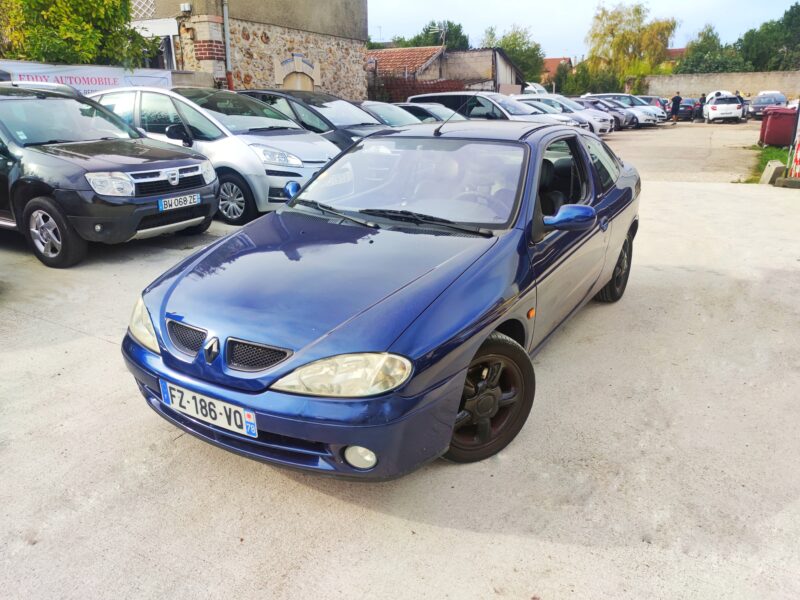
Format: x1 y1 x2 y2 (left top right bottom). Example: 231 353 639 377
294 199 379 229
24 139 76 146
248 126 294 132
358 209 493 237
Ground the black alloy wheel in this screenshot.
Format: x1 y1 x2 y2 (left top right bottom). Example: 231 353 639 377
445 332 535 463
595 234 632 303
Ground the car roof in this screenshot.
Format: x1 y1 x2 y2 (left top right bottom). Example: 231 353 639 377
373 120 556 141
243 89 340 102
0 82 82 100
408 91 498 99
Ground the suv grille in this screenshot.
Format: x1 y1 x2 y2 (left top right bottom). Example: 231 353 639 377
167 321 207 355
137 205 208 231
136 175 205 197
227 339 290 372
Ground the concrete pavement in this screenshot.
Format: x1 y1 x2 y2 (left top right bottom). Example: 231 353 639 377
2 121 799 599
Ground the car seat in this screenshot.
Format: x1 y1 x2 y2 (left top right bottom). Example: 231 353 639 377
538 159 566 216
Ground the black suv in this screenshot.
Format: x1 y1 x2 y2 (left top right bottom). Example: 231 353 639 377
238 89 392 151
0 84 219 267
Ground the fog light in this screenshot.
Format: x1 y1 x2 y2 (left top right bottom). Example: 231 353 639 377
94 224 103 233
344 445 377 470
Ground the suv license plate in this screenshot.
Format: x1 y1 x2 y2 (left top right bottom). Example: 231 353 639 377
159 380 258 438
159 194 200 212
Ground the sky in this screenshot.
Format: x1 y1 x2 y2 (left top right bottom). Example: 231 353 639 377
367 0 791 59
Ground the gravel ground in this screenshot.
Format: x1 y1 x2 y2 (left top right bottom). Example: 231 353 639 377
2 120 799 599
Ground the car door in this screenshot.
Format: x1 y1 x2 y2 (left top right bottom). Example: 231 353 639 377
0 133 14 221
171 98 227 162
528 133 611 350
139 91 188 146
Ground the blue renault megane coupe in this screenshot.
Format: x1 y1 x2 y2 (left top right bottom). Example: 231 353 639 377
123 120 640 479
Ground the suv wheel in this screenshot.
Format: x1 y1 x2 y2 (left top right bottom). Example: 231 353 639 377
218 173 257 226
23 197 87 268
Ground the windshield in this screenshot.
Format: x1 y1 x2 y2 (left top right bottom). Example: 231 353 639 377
604 99 626 109
426 105 466 121
364 103 420 126
489 95 536 116
0 97 137 146
174 88 300 133
297 94 379 126
527 100 558 114
290 138 526 227
629 95 649 106
755 95 786 105
715 97 740 105
552 96 584 112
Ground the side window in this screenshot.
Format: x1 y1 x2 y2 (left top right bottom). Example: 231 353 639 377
174 100 224 141
615 96 633 107
538 137 590 216
140 92 182 134
97 92 136 126
259 94 294 119
437 95 468 114
291 101 331 133
403 105 434 122
582 136 620 192
466 97 504 119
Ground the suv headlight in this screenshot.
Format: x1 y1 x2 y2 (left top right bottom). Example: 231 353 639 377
251 144 303 168
199 160 216 184
271 353 412 397
128 296 160 354
85 172 135 197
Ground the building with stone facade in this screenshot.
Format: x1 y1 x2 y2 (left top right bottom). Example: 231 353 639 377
131 0 368 99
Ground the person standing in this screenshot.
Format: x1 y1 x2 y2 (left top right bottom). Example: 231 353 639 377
695 93 706 121
670 91 682 123
735 90 747 121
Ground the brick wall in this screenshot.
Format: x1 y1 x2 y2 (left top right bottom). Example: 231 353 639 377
368 77 466 102
193 40 226 62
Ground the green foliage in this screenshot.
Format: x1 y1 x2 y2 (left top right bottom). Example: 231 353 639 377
676 24 753 73
737 3 800 71
1 0 159 68
480 24 544 81
585 3 676 77
558 62 621 95
392 20 470 51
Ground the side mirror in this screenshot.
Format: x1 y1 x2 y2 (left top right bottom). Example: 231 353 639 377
283 181 301 200
165 124 192 146
543 204 597 232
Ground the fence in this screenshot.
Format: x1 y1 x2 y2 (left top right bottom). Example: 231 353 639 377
368 74 466 103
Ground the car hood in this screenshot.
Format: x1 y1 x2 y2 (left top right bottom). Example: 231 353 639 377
237 129 339 162
28 137 204 172
341 123 396 138
147 210 497 390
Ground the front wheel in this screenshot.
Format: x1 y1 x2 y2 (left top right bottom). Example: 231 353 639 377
595 234 632 303
217 173 257 226
22 197 87 268
444 332 535 463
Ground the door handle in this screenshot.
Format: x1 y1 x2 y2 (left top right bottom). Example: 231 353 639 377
599 217 609 232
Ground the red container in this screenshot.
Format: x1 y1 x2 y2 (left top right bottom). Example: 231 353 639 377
761 107 798 147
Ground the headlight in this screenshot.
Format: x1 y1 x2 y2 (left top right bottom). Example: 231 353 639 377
85 172 135 197
251 144 303 167
199 160 216 184
128 296 160 354
271 353 412 397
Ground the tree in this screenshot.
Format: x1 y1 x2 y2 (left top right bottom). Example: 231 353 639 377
585 3 676 78
393 20 470 51
480 24 544 81
675 25 752 74
737 3 800 71
1 0 158 68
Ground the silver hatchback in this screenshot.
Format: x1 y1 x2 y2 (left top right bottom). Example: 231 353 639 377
90 87 339 225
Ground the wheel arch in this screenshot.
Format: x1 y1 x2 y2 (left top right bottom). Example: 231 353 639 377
628 217 639 241
11 179 55 226
493 318 527 349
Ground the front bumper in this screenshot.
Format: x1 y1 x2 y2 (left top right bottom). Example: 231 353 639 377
58 181 219 244
247 164 328 213
122 335 463 480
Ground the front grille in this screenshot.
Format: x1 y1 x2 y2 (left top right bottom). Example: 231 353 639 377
268 186 289 200
136 174 205 197
167 320 207 355
266 169 302 177
137 205 208 231
227 338 289 372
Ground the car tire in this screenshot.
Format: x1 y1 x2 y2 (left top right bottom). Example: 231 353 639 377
632 116 640 128
217 172 257 226
178 214 213 236
595 234 632 303
444 331 535 463
22 196 87 268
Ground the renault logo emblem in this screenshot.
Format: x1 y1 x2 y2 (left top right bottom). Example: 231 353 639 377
166 169 180 186
203 337 220 363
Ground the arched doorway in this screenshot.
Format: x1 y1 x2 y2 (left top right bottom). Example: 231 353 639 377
282 71 314 91
273 53 320 91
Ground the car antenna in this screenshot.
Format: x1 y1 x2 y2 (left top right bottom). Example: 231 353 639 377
433 90 479 137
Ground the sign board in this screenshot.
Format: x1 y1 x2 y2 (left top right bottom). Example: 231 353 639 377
0 60 172 96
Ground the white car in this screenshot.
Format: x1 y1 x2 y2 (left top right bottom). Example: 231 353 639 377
406 91 561 125
585 93 667 122
90 87 339 225
703 95 744 123
531 94 614 134
509 95 585 128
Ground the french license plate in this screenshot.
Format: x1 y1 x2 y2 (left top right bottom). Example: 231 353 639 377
159 194 200 212
159 380 258 438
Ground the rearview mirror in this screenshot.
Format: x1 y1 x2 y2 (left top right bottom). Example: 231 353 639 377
165 124 192 146
283 181 301 200
543 205 597 232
